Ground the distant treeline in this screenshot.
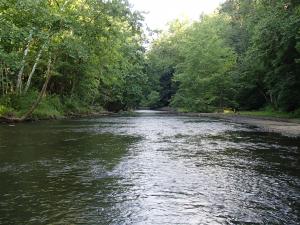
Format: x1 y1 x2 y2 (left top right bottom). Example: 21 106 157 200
1 0 300 120
143 0 300 114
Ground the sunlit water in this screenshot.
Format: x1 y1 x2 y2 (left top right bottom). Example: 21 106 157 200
0 110 299 224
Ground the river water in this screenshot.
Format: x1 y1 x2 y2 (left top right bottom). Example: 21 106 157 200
0 110 299 224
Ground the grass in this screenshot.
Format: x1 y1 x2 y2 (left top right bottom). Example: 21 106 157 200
231 110 300 121
239 111 290 118
0 92 105 120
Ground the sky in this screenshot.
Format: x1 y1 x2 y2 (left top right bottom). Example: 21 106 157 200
129 0 225 31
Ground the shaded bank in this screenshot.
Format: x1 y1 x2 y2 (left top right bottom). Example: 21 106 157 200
177 112 300 137
2 107 300 138
0 111 113 123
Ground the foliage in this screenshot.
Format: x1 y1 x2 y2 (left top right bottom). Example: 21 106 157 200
145 0 300 114
221 0 300 112
145 16 237 112
144 19 188 108
171 16 237 112
1 0 300 118
0 0 146 117
238 109 300 119
141 90 161 109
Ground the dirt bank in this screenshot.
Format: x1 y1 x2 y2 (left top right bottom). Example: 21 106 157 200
181 112 300 137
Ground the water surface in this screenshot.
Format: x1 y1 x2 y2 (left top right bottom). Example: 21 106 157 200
0 110 299 224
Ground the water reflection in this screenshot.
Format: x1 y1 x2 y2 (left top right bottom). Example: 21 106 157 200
0 111 299 224
0 122 137 224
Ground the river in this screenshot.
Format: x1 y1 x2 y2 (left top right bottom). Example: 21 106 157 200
0 110 299 224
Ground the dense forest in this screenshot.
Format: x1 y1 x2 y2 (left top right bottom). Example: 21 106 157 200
144 0 300 115
0 0 146 119
0 0 300 120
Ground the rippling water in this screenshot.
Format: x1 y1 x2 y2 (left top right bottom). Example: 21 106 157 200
0 110 299 224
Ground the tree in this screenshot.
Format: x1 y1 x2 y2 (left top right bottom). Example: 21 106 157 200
145 19 188 107
171 15 237 112
0 0 147 118
220 0 300 112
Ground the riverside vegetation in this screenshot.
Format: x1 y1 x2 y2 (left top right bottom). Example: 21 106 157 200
1 0 300 120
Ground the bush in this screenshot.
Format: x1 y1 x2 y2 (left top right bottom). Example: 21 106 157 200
1 91 64 119
0 104 14 117
31 95 64 119
0 91 106 119
62 97 91 114
292 108 300 118
143 91 161 109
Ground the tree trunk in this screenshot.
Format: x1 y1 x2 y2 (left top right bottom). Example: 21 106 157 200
24 43 46 93
1 56 53 123
258 88 269 104
16 30 33 94
0 63 4 96
4 66 10 94
70 77 76 97
19 56 53 121
270 92 278 110
269 92 278 109
61 0 71 11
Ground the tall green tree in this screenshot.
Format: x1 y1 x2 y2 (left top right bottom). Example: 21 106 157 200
144 19 188 107
220 0 300 111
171 16 237 112
0 0 146 118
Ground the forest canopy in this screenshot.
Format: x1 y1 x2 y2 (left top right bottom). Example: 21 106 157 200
0 0 300 119
144 0 300 115
0 0 146 119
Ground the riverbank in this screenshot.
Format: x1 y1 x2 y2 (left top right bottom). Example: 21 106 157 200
2 107 300 137
178 112 300 137
0 110 114 123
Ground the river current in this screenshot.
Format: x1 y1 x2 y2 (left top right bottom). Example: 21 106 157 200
0 110 299 224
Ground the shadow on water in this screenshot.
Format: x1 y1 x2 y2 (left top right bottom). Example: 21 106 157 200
0 112 299 224
0 120 139 224
201 131 300 176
